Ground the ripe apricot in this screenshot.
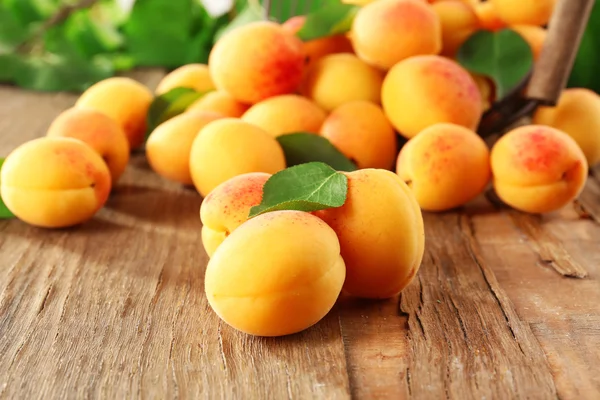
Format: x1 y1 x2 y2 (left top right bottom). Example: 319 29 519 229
241 94 326 137
200 172 270 257
351 0 442 70
0 137 111 228
189 118 286 197
474 1 506 31
490 0 555 26
432 0 480 57
316 169 425 299
205 210 346 337
396 123 491 211
186 90 250 118
155 64 215 95
533 88 600 166
146 110 224 185
301 53 384 112
320 101 397 170
382 55 482 138
491 125 588 214
46 107 130 182
75 77 153 150
208 21 304 104
470 72 495 112
510 25 546 61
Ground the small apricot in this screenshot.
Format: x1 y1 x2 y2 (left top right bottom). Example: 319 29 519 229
490 0 555 26
474 1 506 31
155 64 216 95
186 90 250 118
432 0 480 57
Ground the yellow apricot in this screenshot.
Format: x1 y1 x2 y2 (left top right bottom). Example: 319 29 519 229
432 0 480 57
209 21 305 104
205 210 346 337
46 107 130 182
474 1 506 31
0 137 111 228
469 72 495 112
490 0 555 26
146 110 225 185
491 125 588 214
301 53 384 112
382 55 482 138
186 90 250 118
320 101 397 169
316 169 425 299
351 0 442 70
155 64 215 95
533 88 600 167
200 172 270 257
396 123 491 211
75 77 153 150
510 25 546 61
241 94 327 136
189 118 286 197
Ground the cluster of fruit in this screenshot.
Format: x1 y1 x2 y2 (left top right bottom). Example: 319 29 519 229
1 0 599 337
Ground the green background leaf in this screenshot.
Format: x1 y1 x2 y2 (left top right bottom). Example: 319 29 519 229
249 162 348 218
457 29 533 99
276 133 357 172
0 158 15 219
146 87 207 135
568 0 600 93
296 2 358 41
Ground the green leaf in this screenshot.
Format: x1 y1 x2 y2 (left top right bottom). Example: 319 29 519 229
296 2 359 41
146 87 208 135
213 3 263 44
0 4 31 52
4 0 60 26
0 53 21 81
568 1 600 93
0 158 15 219
248 162 348 218
276 133 357 172
456 28 533 99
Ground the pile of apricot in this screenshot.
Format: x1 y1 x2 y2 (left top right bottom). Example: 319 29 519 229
1 0 598 337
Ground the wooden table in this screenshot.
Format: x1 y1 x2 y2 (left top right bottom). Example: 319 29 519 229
1 70 599 399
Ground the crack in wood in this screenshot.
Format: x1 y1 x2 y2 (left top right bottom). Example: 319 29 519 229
217 322 228 373
37 285 52 316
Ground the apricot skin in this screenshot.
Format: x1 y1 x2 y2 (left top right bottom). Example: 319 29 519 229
189 118 286 197
146 111 224 185
316 169 425 299
533 88 600 167
186 90 250 118
205 210 346 337
0 137 111 228
208 21 305 104
301 53 384 112
491 125 588 214
474 1 506 31
351 0 442 70
490 0 555 26
155 64 215 95
75 77 153 150
200 172 271 257
241 95 326 137
381 55 482 139
396 123 491 211
46 107 130 182
320 101 397 170
433 0 480 57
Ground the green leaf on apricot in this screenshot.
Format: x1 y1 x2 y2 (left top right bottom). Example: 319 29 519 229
295 2 359 42
456 28 533 99
146 87 208 136
0 158 15 219
248 162 348 218
276 133 357 172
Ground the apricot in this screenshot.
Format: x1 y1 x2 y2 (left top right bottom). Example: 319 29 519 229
205 210 346 337
510 25 546 61
320 101 397 170
186 90 250 118
432 0 480 57
382 55 482 138
241 95 326 137
351 0 442 70
475 1 506 31
490 125 588 214
490 0 555 26
155 64 215 95
0 137 111 228
208 21 304 104
146 110 224 185
533 88 600 167
316 169 424 299
301 53 384 112
189 118 286 197
75 77 153 150
200 172 270 257
470 72 495 112
46 107 129 182
396 123 491 211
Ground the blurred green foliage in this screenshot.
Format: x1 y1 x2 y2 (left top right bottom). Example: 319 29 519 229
567 0 600 93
